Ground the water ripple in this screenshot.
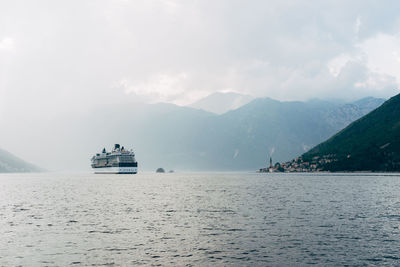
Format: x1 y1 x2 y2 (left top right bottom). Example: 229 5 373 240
0 172 400 265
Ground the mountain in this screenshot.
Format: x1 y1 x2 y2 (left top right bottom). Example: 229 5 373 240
0 96 385 171
319 96 385 130
11 96 382 171
0 148 41 173
302 94 400 171
207 97 385 170
189 92 254 114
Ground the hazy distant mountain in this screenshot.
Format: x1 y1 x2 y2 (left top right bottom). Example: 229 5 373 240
0 148 41 173
320 96 386 130
3 96 384 171
189 92 254 114
302 94 400 171
36 96 383 171
203 97 385 170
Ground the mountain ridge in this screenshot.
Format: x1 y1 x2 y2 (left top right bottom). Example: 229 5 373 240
189 92 254 114
300 93 400 171
0 148 42 173
0 96 386 171
78 96 385 171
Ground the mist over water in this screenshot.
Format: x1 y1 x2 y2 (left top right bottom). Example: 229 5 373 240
1 172 400 265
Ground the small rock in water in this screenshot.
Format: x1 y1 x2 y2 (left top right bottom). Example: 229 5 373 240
156 168 165 173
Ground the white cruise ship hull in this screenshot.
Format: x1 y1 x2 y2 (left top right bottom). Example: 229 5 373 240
93 167 138 174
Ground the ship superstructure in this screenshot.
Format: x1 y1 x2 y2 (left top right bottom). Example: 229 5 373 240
91 144 138 174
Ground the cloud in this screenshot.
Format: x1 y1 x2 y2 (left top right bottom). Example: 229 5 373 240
0 0 400 115
0 37 14 51
118 72 209 105
357 33 400 80
354 16 362 36
105 0 400 102
328 53 354 77
122 73 188 102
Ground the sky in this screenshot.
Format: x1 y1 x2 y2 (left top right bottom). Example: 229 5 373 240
1 0 400 118
1 0 400 167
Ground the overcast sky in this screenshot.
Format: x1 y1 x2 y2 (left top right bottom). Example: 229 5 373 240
1 0 400 121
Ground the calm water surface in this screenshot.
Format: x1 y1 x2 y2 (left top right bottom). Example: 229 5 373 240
1 172 400 266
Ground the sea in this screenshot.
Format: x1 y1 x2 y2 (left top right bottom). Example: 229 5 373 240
1 172 400 266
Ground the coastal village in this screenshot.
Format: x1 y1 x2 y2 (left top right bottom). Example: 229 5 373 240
259 155 337 173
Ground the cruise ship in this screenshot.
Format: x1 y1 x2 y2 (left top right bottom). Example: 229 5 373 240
91 144 138 174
